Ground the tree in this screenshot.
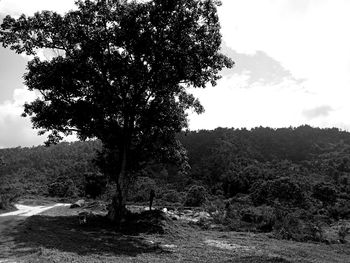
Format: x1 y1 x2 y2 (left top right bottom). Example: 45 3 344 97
0 0 233 223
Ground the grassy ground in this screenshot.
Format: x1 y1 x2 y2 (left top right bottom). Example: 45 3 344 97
0 204 349 263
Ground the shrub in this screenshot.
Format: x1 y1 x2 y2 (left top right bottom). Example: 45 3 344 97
161 189 183 203
250 180 270 205
222 172 250 197
251 177 306 207
313 182 337 205
101 182 117 202
128 176 157 203
273 210 323 242
205 197 226 213
0 181 22 210
48 176 79 198
184 185 207 207
0 195 12 210
240 205 276 232
84 172 107 199
338 223 349 243
328 199 350 220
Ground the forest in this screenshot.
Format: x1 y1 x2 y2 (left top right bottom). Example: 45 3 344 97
1 125 350 242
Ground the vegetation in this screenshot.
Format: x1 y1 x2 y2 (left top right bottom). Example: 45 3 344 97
180 126 350 241
1 126 350 241
184 185 207 207
0 141 100 209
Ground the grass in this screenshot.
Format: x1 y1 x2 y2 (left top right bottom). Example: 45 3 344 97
0 205 16 215
0 204 349 262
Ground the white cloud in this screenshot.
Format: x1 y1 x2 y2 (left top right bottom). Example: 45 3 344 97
302 105 334 120
0 87 77 148
0 0 76 16
188 72 350 132
0 87 45 148
221 45 305 87
20 48 66 62
219 0 350 84
188 75 310 130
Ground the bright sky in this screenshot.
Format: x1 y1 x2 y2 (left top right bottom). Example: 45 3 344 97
0 0 350 147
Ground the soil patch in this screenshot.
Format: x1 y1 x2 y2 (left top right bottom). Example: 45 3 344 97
204 239 255 251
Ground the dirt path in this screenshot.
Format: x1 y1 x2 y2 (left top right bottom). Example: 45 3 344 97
0 203 70 217
0 203 70 233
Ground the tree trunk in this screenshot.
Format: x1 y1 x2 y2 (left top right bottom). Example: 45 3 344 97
107 146 128 228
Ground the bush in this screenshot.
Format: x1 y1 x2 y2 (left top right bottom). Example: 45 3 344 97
338 223 349 243
222 173 250 197
313 182 337 205
48 176 79 198
205 197 226 213
161 189 183 203
251 177 306 207
184 185 207 207
84 172 107 199
273 209 323 242
128 177 157 203
0 182 22 210
328 199 350 220
240 205 276 232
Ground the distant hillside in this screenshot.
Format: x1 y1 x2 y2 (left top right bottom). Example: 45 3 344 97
0 125 350 204
179 125 350 197
0 140 101 200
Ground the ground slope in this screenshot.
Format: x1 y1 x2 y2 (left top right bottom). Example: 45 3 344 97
0 201 349 263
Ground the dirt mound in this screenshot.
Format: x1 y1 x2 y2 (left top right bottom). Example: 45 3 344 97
122 210 176 235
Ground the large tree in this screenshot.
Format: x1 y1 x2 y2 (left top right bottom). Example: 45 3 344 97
0 0 233 222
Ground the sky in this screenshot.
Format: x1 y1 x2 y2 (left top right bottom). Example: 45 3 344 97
0 0 350 147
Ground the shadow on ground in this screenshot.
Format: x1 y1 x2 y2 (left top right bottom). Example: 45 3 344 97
233 257 291 263
0 212 169 259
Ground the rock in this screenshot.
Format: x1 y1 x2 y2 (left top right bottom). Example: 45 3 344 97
211 210 220 216
199 211 211 218
162 208 168 213
161 244 177 249
70 199 85 208
171 215 179 220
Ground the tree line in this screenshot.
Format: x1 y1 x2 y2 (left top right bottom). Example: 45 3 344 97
1 125 349 205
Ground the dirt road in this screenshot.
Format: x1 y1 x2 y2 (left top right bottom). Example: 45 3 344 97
0 203 70 233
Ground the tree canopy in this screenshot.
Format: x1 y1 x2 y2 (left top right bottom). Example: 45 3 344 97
0 0 233 221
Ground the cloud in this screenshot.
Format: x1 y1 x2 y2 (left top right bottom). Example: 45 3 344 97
0 87 78 148
302 105 334 120
0 87 45 148
219 0 350 83
188 69 310 130
0 0 76 16
221 43 305 87
0 47 27 103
